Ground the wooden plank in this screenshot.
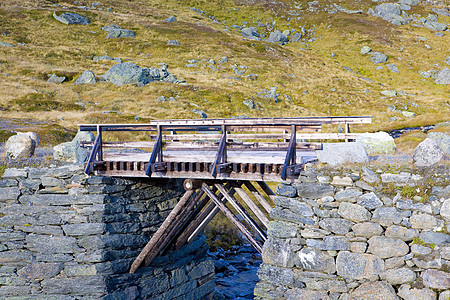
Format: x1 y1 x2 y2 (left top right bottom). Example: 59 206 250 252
256 181 276 201
232 183 269 228
243 181 273 214
211 127 227 178
129 190 195 273
282 125 296 180
215 183 267 242
202 183 262 253
145 126 162 176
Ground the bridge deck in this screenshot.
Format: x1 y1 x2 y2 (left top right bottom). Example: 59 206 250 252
80 116 372 181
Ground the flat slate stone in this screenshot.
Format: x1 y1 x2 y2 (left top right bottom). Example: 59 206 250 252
262 237 294 268
422 269 450 289
53 12 90 25
336 251 384 280
338 202 371 222
352 222 384 238
294 183 335 199
106 29 136 38
295 247 336 274
384 225 418 241
350 281 397 300
319 218 353 235
367 236 409 258
17 262 63 280
383 267 416 285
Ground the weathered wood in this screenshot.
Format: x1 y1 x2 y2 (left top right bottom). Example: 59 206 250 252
243 181 273 214
215 184 267 242
232 183 269 228
256 181 276 201
211 127 227 178
202 183 262 253
129 190 194 273
145 126 162 176
282 125 297 180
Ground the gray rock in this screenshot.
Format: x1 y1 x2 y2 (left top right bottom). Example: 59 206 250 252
243 98 255 109
273 197 313 217
0 187 20 201
284 288 330 300
367 236 409 258
5 133 38 159
374 3 401 17
433 68 450 85
319 218 353 235
361 46 372 54
315 142 369 166
386 64 399 72
352 222 384 238
398 285 436 300
106 29 136 38
53 130 94 163
262 237 294 268
445 56 450 65
62 223 105 236
385 257 404 269
275 184 297 197
167 40 180 46
257 264 294 286
414 138 444 166
411 243 432 256
369 52 388 64
295 247 336 274
441 199 450 220
192 109 207 118
101 24 121 31
336 251 384 280
427 132 450 155
267 30 288 45
357 192 383 210
372 207 403 226
424 21 448 31
26 235 82 254
53 12 90 25
267 221 297 238
101 62 148 86
289 32 302 42
383 268 416 285
419 231 450 245
338 202 371 222
48 74 66 83
2 168 28 179
295 183 335 199
306 236 349 251
270 207 314 225
164 16 177 23
361 167 380 184
17 262 63 280
350 281 398 300
385 225 418 241
0 41 14 47
440 291 450 300
241 27 260 39
335 188 362 201
422 269 450 289
74 70 96 85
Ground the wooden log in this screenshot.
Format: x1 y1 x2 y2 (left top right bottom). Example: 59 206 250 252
129 190 194 273
231 182 269 228
202 183 262 253
243 181 273 214
215 183 267 242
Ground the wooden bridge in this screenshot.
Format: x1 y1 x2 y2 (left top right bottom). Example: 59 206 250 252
79 116 372 273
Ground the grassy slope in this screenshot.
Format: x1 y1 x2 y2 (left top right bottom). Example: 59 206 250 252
0 0 449 146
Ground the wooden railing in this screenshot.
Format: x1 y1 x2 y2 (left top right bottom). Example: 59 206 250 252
79 116 372 180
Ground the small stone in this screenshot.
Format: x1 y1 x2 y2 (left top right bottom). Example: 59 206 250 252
338 202 371 222
294 183 335 199
372 207 403 226
352 222 384 238
336 251 384 280
48 74 66 83
167 40 180 46
357 192 383 210
295 247 336 274
361 46 372 54
350 242 367 253
267 221 298 238
106 29 136 38
411 243 432 256
53 12 90 25
275 184 297 197
410 213 440 230
383 267 416 285
350 281 397 300
335 188 362 202
319 218 353 235
398 285 437 300
367 236 409 258
385 257 404 269
331 176 353 186
164 16 177 23
422 269 450 289
74 70 96 85
414 138 444 167
369 52 388 64
262 237 294 268
385 225 418 241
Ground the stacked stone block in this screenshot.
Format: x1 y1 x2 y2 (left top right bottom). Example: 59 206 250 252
0 165 215 299
255 166 450 300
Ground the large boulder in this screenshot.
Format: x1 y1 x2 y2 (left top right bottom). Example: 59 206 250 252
369 52 388 64
53 12 90 25
241 27 260 40
356 132 396 155
100 62 148 86
5 132 39 159
316 142 369 166
427 132 450 155
74 70 96 85
53 131 95 163
413 138 444 167
106 29 136 39
433 68 450 85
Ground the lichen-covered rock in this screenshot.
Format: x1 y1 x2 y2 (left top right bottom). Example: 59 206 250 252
338 202 371 222
356 132 396 155
382 267 416 285
369 52 388 64
101 62 148 86
106 29 136 38
336 251 384 280
267 221 298 238
5 132 38 159
441 199 450 221
267 30 288 45
74 70 96 85
53 131 94 163
422 269 450 289
357 192 383 210
367 236 409 258
262 237 295 268
349 281 398 300
384 225 418 241
53 12 90 25
275 184 297 197
318 218 353 235
427 132 450 155
284 288 330 300
294 247 336 274
294 183 335 199
397 284 436 300
371 207 403 226
413 138 444 167
352 222 384 238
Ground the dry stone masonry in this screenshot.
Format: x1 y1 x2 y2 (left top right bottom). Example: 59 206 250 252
0 165 215 299
256 165 450 300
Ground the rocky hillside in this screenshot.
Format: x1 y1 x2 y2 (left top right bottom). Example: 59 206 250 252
0 0 449 145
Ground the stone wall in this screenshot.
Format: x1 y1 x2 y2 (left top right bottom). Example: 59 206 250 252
0 165 215 299
255 166 450 300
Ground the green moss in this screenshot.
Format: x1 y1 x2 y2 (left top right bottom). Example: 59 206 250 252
0 166 6 178
401 186 415 199
9 93 83 112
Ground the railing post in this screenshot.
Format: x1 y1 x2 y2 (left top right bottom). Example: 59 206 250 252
97 125 103 161
344 122 350 142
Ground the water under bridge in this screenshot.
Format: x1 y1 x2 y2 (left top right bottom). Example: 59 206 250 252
79 116 372 273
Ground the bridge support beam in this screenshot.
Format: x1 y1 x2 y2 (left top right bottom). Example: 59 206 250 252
130 179 275 273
